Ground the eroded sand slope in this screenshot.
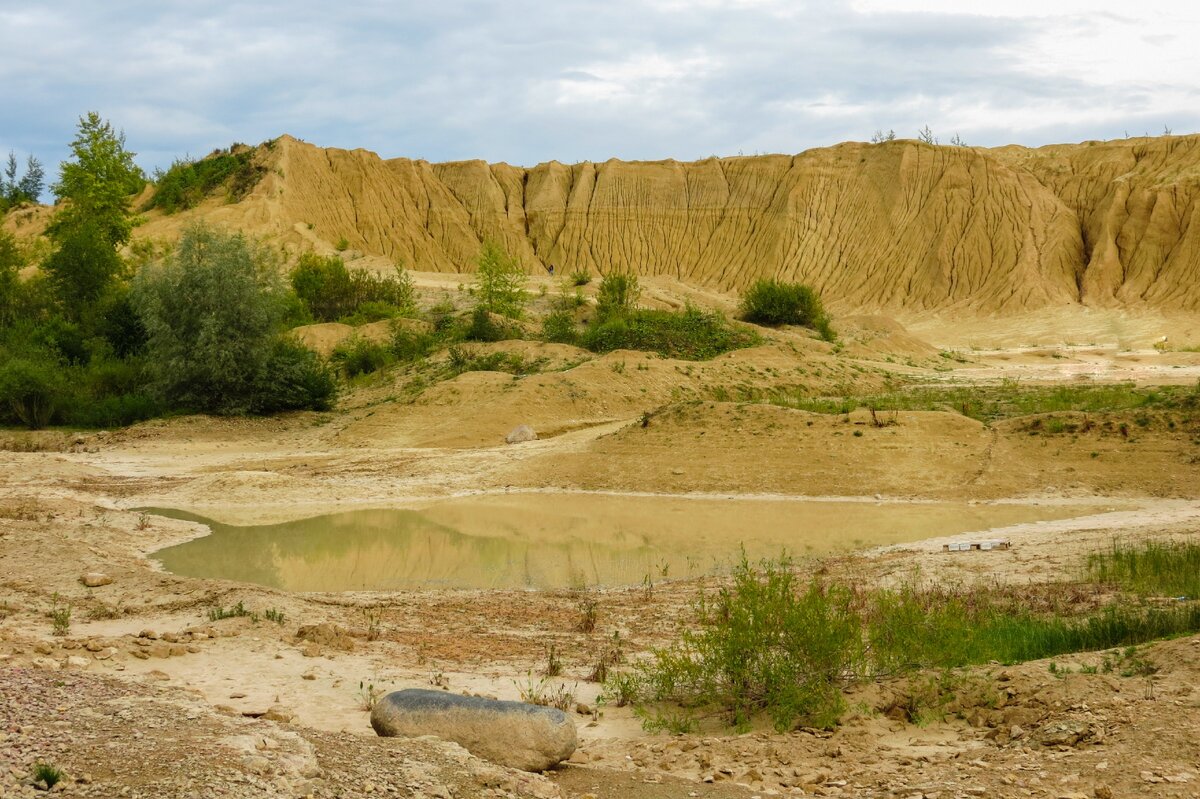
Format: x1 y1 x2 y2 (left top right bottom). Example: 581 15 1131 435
118 133 1200 313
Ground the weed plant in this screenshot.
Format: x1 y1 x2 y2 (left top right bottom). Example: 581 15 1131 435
32 763 63 789
1087 539 1200 598
208 601 254 622
616 542 1200 733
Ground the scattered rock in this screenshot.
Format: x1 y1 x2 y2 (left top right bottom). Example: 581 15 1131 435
262 705 296 723
295 623 355 652
505 425 538 445
80 572 113 587
371 688 576 772
64 655 90 669
1037 720 1091 747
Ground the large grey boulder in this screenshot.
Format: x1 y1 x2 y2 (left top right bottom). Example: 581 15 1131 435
370 689 576 772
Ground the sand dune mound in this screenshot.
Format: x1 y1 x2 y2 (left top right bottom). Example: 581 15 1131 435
122 133 1200 314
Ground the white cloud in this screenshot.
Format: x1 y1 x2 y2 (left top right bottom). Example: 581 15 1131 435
0 0 1196 186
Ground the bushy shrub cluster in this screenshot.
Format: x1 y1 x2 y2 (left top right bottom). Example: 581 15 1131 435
739 279 834 340
290 253 416 323
616 545 1200 733
543 271 756 360
581 305 756 360
134 224 335 415
331 337 394 379
143 148 265 214
594 271 640 322
636 556 861 730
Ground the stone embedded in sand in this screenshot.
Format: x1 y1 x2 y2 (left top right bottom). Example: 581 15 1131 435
261 704 295 723
1037 719 1091 747
295 623 355 652
370 688 576 772
80 572 113 587
505 425 538 445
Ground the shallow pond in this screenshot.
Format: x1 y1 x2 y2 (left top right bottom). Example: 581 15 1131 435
146 493 1117 591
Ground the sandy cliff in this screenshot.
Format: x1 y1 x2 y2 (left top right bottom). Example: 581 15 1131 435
105 133 1200 314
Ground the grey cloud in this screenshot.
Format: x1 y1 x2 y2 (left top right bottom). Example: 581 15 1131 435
0 1 1193 191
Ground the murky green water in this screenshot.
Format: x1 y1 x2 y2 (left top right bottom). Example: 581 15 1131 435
145 494 1115 591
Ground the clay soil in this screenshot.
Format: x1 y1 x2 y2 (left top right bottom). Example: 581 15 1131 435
2 287 1200 798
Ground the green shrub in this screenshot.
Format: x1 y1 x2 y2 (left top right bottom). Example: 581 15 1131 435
291 252 353 321
541 310 578 344
637 554 862 731
570 268 591 286
250 338 337 413
339 301 401 326
0 356 67 429
291 253 416 322
391 327 437 362
595 271 640 322
65 392 162 428
59 356 160 428
475 241 527 318
740 279 834 340
92 286 148 358
624 547 1200 734
132 224 293 415
32 763 62 789
463 306 519 342
43 217 126 318
20 317 91 365
0 230 20 326
144 149 264 214
332 337 393 378
580 305 756 360
447 346 545 376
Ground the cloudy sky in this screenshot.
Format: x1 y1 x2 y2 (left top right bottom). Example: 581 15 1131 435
2 0 1197 190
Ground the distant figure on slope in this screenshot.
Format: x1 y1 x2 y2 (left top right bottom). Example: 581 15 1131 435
546 263 556 276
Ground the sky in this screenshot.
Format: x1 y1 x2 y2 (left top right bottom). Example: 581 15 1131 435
1 0 1198 193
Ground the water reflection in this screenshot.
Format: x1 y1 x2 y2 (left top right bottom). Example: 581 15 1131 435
145 496 1111 591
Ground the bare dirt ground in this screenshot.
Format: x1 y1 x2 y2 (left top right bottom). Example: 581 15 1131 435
2 295 1200 797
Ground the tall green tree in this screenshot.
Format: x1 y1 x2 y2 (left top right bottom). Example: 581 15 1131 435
474 240 527 319
44 113 145 316
2 152 44 207
17 154 44 203
49 112 144 246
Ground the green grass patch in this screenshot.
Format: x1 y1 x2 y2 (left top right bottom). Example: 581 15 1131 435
614 541 1200 733
580 306 758 361
1088 539 1200 599
764 380 1199 424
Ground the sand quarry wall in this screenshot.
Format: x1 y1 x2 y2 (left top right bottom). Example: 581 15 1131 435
124 134 1200 314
